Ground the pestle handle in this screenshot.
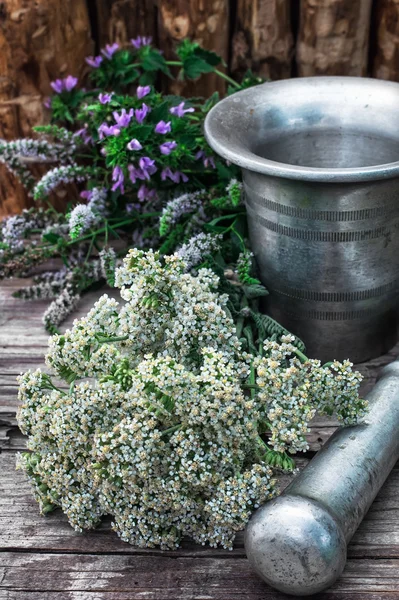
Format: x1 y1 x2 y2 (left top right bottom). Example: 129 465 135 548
244 360 399 596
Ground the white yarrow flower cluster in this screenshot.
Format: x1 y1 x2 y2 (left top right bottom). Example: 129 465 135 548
17 250 366 550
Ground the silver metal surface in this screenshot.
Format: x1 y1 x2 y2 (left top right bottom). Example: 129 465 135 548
204 77 399 362
244 360 399 596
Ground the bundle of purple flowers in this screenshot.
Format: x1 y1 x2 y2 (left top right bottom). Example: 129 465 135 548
0 36 265 335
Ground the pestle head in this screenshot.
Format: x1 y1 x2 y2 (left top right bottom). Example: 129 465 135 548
244 495 347 596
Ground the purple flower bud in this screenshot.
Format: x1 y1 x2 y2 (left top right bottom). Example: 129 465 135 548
113 108 134 128
74 127 92 145
161 167 173 181
135 103 150 124
131 36 152 49
161 168 188 183
195 150 206 160
159 141 177 155
195 149 216 169
137 85 151 99
111 166 124 193
99 92 113 104
138 157 157 180
64 75 78 91
155 120 171 134
98 123 121 139
43 97 51 109
128 164 137 184
139 156 155 171
170 101 195 117
101 43 119 60
204 156 216 169
127 138 143 151
138 184 157 202
50 79 64 94
86 55 103 68
80 190 93 200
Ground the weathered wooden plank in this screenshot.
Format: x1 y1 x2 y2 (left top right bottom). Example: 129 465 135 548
1 553 399 599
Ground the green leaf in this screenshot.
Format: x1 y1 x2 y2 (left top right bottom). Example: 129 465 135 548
140 47 171 76
138 71 157 86
202 91 220 113
182 55 215 80
193 47 221 68
150 101 170 123
242 284 269 300
216 160 235 181
42 232 62 244
176 39 200 61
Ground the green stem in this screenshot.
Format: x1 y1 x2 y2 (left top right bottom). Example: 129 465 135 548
164 59 241 89
214 69 241 89
84 234 96 264
96 335 129 343
249 362 256 400
236 316 245 340
242 383 259 390
160 424 181 437
65 217 139 246
294 349 309 364
165 60 183 67
231 225 247 253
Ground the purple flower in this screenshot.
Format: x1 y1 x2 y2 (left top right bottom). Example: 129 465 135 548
50 79 64 94
43 97 51 109
204 156 216 169
155 120 171 134
139 156 157 179
161 168 188 183
112 166 124 193
137 85 151 99
86 55 103 68
159 141 177 155
99 92 113 104
50 76 78 94
101 43 119 60
74 127 92 145
137 184 157 202
80 190 93 200
135 103 150 124
113 108 134 127
98 123 121 139
131 36 152 49
128 164 141 184
170 101 195 117
195 150 216 169
64 75 78 91
127 138 143 151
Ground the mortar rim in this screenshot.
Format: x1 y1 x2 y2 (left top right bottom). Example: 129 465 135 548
204 77 399 183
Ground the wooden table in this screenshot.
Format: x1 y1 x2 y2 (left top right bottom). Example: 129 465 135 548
1 278 399 599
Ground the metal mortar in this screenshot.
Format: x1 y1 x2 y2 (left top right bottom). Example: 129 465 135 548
204 77 399 362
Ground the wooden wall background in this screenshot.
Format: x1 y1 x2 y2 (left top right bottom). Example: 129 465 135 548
1 0 399 217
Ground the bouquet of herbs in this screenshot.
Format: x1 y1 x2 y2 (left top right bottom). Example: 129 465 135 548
3 36 368 549
17 249 367 550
